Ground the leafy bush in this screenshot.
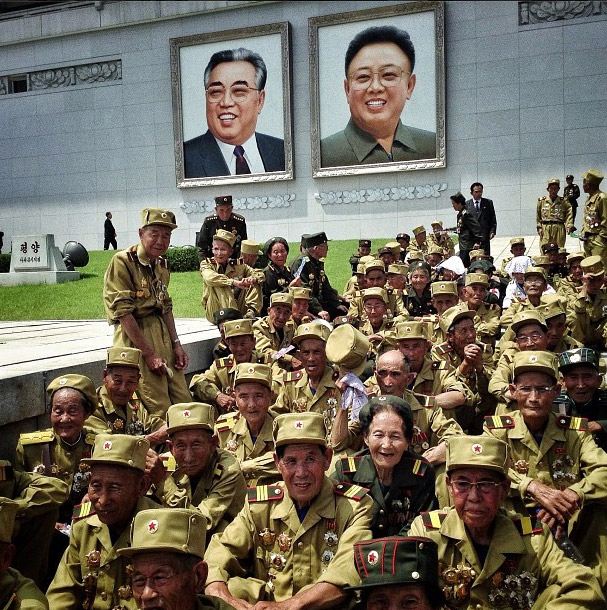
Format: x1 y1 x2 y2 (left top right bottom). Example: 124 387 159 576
0 254 10 273
165 246 199 272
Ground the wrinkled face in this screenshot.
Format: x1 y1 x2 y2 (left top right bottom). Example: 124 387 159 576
448 318 476 354
215 204 233 222
414 233 426 247
447 468 507 533
366 584 434 610
397 339 427 373
211 239 232 265
511 244 525 257
225 334 255 363
364 297 387 327
379 252 394 266
242 253 257 266
523 274 546 297
104 366 140 407
50 388 87 444
426 253 442 267
387 274 405 290
269 242 288 267
376 351 411 396
410 270 429 292
432 294 458 315
269 303 292 329
139 225 172 261
276 444 331 508
464 283 486 308
310 242 329 260
547 184 560 199
345 42 415 140
545 314 567 350
515 323 548 352
169 429 216 478
291 298 310 321
234 382 271 431
562 365 601 404
364 409 408 473
205 60 265 145
298 338 327 378
510 372 559 431
582 274 604 296
366 270 387 288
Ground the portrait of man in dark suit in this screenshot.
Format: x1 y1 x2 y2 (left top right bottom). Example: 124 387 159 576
183 47 285 179
465 182 497 256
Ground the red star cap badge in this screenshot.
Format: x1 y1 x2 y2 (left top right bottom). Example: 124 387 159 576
103 441 112 451
147 520 158 533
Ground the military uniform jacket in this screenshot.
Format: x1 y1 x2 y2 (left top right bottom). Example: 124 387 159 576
564 183 580 207
204 477 373 602
568 286 607 349
156 449 246 536
215 412 278 485
331 449 435 537
253 317 297 369
536 195 573 229
0 568 47 610
87 387 163 437
409 507 605 609
488 346 520 406
556 275 582 301
347 289 408 322
461 301 501 344
484 410 607 507
262 262 294 315
342 276 359 301
582 190 607 237
47 496 158 610
427 233 455 257
197 213 247 259
402 286 435 317
554 389 607 452
289 255 341 315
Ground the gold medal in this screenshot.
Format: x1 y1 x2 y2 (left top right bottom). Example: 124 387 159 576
118 585 132 600
514 459 528 474
226 439 238 453
277 533 292 552
136 290 144 297
259 527 276 547
86 550 101 568
270 553 286 571
141 279 148 287
113 419 125 431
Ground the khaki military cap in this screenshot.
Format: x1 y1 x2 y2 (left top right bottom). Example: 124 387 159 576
431 220 443 227
465 272 489 287
395 321 430 342
106 346 141 370
512 350 558 380
581 255 604 277
539 295 566 320
290 287 311 301
362 287 388 305
511 309 547 333
469 249 485 261
384 241 401 256
359 255 375 265
234 363 272 389
350 537 440 593
582 169 603 186
364 259 385 274
326 324 370 377
439 306 476 335
213 229 236 248
533 256 549 266
82 434 149 471
166 403 214 435
240 240 260 256
431 280 457 297
524 266 546 279
293 321 331 345
559 348 599 372
407 250 423 262
355 263 366 274
567 251 584 264
223 319 253 339
547 178 560 186
427 244 444 256
0 498 19 544
412 226 426 237
214 195 233 206
118 508 206 559
46 374 97 415
387 263 408 276
509 237 525 247
446 435 510 476
270 292 293 308
273 412 327 448
141 208 177 230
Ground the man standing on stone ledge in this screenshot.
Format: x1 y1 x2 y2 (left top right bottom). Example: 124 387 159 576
197 195 247 262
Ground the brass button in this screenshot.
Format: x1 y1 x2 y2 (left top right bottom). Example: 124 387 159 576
297 541 303 549
379 510 384 515
101 592 108 601
378 524 384 530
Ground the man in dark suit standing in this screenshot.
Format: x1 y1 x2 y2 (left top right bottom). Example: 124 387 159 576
465 182 497 256
184 48 285 179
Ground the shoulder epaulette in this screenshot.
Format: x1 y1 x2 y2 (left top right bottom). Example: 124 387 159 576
512 515 542 535
406 457 428 476
126 250 138 262
353 290 363 298
72 501 95 521
215 412 240 433
484 415 515 429
421 510 448 529
207 215 218 220
433 343 452 356
84 431 96 445
19 429 54 445
414 394 436 408
247 484 284 503
216 356 234 369
283 370 303 382
235 257 244 265
0 465 14 481
160 453 177 472
213 463 223 479
481 342 493 356
431 360 448 371
232 213 245 221
555 415 589 431
339 456 363 474
333 481 369 500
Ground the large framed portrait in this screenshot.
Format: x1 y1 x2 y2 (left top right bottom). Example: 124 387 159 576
170 22 293 188
309 2 445 177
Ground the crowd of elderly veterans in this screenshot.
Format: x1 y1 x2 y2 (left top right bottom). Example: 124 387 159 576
2 169 607 610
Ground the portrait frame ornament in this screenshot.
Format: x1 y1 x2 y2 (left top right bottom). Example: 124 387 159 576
170 22 293 188
309 1 446 177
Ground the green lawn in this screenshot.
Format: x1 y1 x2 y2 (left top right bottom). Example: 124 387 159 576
0 239 375 320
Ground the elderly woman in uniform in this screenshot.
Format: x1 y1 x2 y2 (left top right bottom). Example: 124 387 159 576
403 261 436 317
332 395 436 537
261 236 301 315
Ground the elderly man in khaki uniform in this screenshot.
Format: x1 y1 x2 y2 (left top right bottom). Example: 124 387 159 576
459 273 501 345
557 251 584 300
536 178 573 248
357 287 397 355
204 412 373 608
215 363 278 486
200 229 262 323
540 295 582 354
0 498 48 610
484 350 607 591
427 220 455 258
47 434 156 610
581 168 607 263
103 208 191 417
410 434 605 608
153 403 246 538
87 347 166 444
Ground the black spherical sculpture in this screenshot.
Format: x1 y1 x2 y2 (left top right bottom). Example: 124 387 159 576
63 241 89 271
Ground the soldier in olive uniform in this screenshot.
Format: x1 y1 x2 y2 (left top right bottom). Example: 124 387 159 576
215 363 278 486
0 498 48 610
197 195 247 262
540 296 582 354
459 272 501 345
153 403 246 539
103 208 191 418
261 236 297 315
557 251 584 300
409 435 605 609
581 168 607 264
47 434 157 610
411 226 429 255
427 220 455 258
402 261 435 317
203 412 373 607
342 262 366 303
357 288 397 359
536 178 573 248
564 174 581 229
211 308 242 360
289 286 315 326
87 348 166 444
348 238 372 274
425 280 460 344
